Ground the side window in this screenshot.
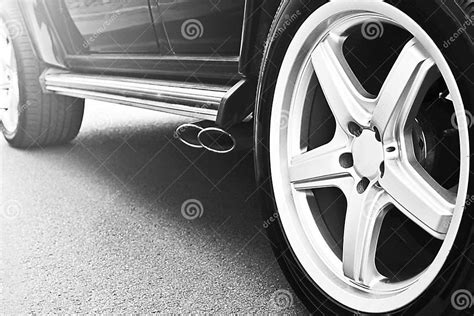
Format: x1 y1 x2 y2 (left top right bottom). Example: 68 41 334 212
64 0 160 54
155 0 245 56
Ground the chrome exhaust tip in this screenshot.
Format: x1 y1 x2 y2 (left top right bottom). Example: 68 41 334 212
175 121 241 154
198 127 236 154
174 123 205 148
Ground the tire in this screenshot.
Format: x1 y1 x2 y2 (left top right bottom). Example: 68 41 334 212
0 0 84 148
255 0 473 315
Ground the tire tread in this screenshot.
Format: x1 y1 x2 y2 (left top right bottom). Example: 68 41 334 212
1 0 84 148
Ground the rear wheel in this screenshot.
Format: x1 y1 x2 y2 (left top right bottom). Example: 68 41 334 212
0 1 84 148
256 0 473 314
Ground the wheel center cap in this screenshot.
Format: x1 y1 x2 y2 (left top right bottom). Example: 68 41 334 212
352 130 383 180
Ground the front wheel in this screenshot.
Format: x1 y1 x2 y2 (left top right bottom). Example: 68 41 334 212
0 0 84 148
256 0 473 314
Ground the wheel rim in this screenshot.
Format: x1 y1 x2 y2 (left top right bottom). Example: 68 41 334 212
270 1 469 313
0 19 20 134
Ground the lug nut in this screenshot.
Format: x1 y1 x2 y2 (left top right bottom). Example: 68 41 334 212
339 153 354 169
348 122 363 137
357 177 370 194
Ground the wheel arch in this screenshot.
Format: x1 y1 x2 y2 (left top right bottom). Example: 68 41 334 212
253 0 328 182
14 0 68 69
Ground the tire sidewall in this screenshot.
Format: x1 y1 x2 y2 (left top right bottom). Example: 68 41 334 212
0 15 23 140
254 1 474 315
0 0 84 148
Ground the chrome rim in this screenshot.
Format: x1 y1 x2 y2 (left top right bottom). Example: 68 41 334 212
0 19 20 133
270 2 469 313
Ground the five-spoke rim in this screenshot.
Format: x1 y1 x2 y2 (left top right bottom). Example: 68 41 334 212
270 2 469 313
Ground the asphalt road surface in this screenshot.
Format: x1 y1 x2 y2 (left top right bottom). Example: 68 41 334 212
0 101 308 314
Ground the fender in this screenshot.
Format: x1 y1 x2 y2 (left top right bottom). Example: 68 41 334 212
18 0 68 68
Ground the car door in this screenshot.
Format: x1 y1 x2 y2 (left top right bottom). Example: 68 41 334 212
152 0 245 56
61 0 160 54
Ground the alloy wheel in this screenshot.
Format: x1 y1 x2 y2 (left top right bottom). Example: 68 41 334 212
270 2 469 313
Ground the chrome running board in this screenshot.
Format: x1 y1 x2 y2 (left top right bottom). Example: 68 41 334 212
43 70 249 122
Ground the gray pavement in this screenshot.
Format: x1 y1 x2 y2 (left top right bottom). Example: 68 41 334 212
0 101 308 314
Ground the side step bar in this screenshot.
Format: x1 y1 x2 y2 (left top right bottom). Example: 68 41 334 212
42 70 253 125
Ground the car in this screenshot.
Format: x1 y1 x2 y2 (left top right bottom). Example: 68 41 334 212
1 0 472 314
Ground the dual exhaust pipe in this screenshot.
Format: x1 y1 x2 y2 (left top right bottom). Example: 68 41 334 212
175 121 237 154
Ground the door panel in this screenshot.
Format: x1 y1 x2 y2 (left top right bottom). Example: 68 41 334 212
64 0 159 53
154 0 245 56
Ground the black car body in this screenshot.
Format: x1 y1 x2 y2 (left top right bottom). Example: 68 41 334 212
18 0 280 129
